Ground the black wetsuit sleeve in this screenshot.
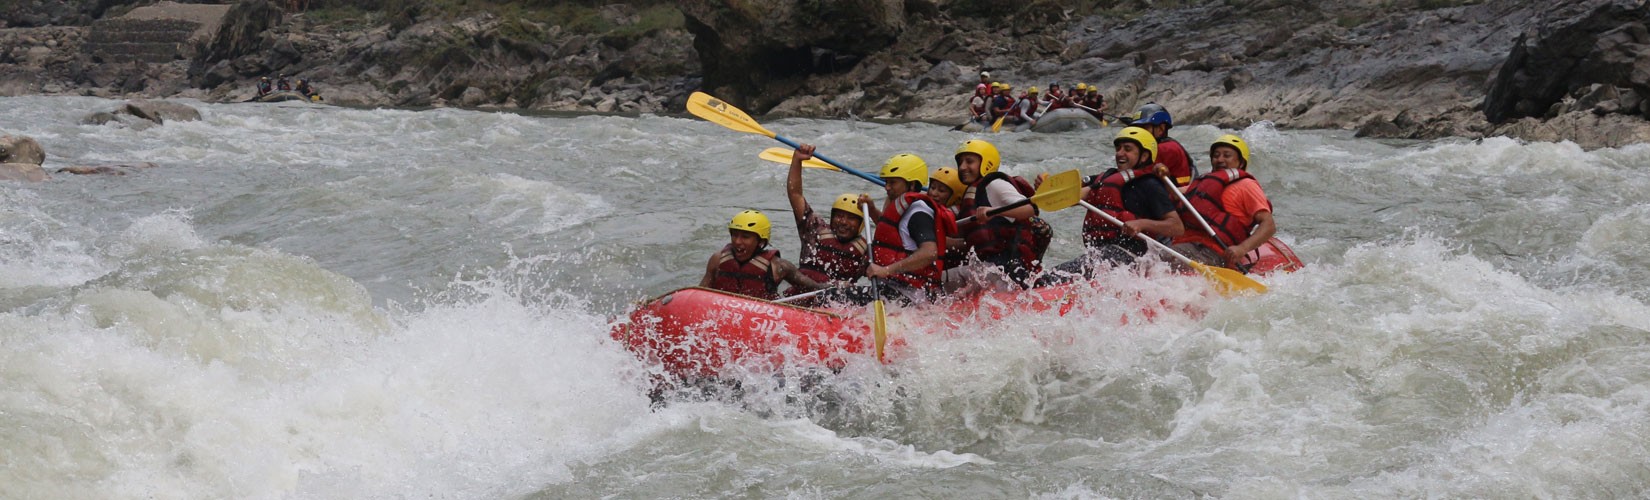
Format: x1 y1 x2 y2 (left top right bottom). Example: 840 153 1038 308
907 211 936 244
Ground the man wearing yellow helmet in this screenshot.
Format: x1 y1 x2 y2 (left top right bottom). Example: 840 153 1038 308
952 139 1050 287
1080 84 1107 119
1005 86 1040 128
990 84 1015 124
700 209 824 300
1169 134 1277 269
785 144 869 291
1047 127 1182 280
859 154 955 303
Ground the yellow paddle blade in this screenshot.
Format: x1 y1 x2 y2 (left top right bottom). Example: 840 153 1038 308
686 92 775 138
1029 169 1082 212
991 114 1006 133
757 147 840 171
872 299 887 361
1189 260 1269 296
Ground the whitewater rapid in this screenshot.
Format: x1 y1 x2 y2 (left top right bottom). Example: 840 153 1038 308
2 96 1648 498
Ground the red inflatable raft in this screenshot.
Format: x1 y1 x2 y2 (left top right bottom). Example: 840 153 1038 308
613 238 1304 381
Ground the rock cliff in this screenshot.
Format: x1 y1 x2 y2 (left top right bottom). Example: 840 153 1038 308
3 0 1650 148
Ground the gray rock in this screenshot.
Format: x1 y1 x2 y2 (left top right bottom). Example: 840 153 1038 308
458 87 487 107
678 0 909 111
915 60 960 91
56 162 158 176
0 135 46 165
123 100 202 124
1620 88 1645 115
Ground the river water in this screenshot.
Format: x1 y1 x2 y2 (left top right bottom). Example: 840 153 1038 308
2 96 1648 498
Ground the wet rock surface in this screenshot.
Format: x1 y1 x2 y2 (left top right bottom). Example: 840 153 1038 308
3 0 1650 148
0 134 46 165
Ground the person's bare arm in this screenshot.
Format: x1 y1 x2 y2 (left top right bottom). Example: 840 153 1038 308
775 259 824 292
1227 210 1276 265
698 253 719 288
868 242 937 278
787 144 815 220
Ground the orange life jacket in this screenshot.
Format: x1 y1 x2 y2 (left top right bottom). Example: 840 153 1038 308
1182 168 1266 252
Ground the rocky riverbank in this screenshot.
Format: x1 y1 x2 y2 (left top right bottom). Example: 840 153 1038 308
4 0 1650 149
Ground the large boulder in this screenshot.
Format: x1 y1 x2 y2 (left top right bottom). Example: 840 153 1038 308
123 100 201 123
679 0 910 111
0 134 45 165
82 100 201 125
1483 0 1650 123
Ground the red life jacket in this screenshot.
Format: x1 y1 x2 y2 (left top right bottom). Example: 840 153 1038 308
709 245 782 300
1081 166 1157 247
873 193 953 291
1183 168 1263 252
961 173 1044 273
1157 137 1198 187
798 227 868 284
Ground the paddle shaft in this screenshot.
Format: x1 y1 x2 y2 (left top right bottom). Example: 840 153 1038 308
862 205 887 360
1072 103 1119 121
773 136 884 186
773 287 832 304
955 197 1033 225
1161 175 1259 273
1078 200 1199 267
1161 176 1229 251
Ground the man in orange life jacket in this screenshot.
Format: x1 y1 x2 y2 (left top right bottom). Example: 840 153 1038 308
784 144 869 300
950 139 1050 289
1129 103 1197 188
1046 127 1183 281
699 210 824 300
858 154 955 304
1169 134 1277 269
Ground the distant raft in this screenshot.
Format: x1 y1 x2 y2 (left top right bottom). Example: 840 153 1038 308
952 108 1105 133
1030 108 1104 133
253 91 322 103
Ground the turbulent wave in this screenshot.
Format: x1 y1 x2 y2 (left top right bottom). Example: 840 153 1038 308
2 96 1647 497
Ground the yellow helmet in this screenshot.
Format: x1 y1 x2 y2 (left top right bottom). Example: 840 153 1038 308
1078 83 1089 91
728 209 771 240
1028 86 1040 94
1211 134 1251 168
991 81 1002 90
930 166 965 205
879 153 928 188
954 139 1001 177
1001 84 1013 90
830 193 864 217
1114 127 1159 164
